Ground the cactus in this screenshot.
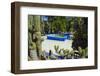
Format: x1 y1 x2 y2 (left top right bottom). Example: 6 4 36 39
28 15 42 60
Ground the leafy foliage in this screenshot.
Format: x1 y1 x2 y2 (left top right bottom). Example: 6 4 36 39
72 17 88 50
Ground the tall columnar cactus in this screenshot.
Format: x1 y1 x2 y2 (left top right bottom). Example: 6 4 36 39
33 16 42 59
28 15 42 60
33 16 41 32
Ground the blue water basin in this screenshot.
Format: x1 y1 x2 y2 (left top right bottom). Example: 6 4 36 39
47 34 71 41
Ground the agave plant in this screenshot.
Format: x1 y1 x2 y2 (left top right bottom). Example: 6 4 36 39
64 49 74 59
73 50 80 59
54 48 64 59
54 45 59 53
77 47 88 58
70 50 74 56
63 49 69 55
58 48 64 55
